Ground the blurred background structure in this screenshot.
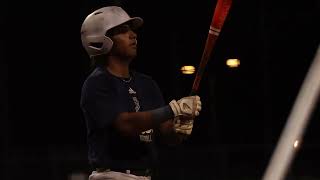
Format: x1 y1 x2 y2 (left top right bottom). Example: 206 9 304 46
3 0 320 179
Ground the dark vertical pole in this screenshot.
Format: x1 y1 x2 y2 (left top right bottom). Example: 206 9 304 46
1 61 8 180
1 0 8 176
258 0 273 166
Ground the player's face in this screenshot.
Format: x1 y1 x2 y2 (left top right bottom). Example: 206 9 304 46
107 23 138 60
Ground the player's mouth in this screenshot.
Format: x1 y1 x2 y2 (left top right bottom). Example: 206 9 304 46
130 39 137 47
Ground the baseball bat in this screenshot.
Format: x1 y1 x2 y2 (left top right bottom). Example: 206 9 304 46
190 0 232 95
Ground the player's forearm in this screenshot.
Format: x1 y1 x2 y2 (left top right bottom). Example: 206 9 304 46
114 106 174 136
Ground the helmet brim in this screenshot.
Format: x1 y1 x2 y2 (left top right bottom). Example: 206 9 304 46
125 17 144 31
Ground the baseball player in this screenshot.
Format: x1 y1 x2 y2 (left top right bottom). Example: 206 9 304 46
80 6 202 180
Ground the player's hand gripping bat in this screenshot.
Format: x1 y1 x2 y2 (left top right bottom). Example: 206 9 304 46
190 0 232 95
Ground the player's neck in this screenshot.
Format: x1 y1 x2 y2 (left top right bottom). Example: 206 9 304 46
106 58 131 78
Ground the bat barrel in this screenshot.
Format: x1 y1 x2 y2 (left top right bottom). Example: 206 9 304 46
189 0 232 95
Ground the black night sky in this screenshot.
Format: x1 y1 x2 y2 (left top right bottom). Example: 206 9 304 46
3 0 320 179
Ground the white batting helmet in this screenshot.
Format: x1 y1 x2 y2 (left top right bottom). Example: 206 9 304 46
80 6 143 58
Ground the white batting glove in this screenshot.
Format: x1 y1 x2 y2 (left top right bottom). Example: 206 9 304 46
173 117 194 135
169 95 202 117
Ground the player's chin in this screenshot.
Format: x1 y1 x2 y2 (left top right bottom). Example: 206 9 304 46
127 49 137 58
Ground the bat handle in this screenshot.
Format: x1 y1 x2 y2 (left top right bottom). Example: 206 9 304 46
189 89 197 96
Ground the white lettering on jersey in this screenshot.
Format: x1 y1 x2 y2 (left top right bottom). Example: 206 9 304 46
127 86 151 142
132 97 140 112
128 87 136 94
139 129 153 143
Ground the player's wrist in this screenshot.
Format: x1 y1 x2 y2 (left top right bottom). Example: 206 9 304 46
149 105 174 125
169 99 181 117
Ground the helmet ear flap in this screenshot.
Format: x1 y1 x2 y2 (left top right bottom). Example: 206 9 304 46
83 35 113 57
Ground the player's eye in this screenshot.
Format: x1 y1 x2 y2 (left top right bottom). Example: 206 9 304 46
106 24 131 37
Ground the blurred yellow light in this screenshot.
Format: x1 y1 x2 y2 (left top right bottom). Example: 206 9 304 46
181 65 195 74
226 59 240 68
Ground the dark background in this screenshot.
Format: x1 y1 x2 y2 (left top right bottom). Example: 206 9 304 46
3 0 320 179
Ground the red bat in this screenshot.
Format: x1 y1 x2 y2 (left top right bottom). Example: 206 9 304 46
190 0 232 95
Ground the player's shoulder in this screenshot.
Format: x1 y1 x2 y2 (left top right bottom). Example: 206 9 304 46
82 67 112 89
